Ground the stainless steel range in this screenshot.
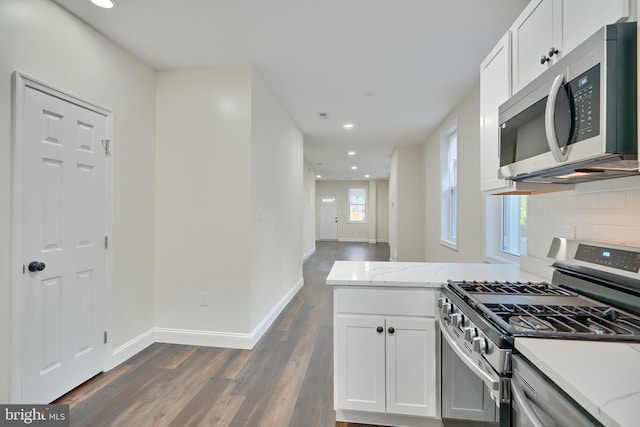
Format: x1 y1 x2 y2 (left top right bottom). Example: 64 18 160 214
438 238 640 427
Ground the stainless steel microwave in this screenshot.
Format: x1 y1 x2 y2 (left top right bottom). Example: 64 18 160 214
498 22 637 184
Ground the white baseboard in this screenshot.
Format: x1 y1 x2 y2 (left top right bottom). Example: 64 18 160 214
154 327 254 349
249 276 304 347
107 328 155 370
338 238 369 243
303 247 316 262
106 277 306 370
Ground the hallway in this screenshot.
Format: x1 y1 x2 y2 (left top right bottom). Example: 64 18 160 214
55 242 390 426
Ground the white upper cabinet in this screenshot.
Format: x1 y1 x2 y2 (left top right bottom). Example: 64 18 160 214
512 0 558 94
512 0 630 94
480 0 633 194
480 32 513 193
561 0 630 55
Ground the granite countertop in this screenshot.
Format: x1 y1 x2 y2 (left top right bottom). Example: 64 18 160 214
326 260 547 288
515 338 640 427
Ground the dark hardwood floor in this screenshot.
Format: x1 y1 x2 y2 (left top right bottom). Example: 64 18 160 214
55 241 390 427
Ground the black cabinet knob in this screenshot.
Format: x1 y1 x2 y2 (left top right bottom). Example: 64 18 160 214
388 327 395 334
376 326 383 333
28 261 46 272
540 55 550 65
548 47 559 57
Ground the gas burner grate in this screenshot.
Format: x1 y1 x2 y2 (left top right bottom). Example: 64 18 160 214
453 280 574 296
486 303 640 336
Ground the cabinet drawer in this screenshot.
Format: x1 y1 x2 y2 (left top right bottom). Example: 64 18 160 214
335 288 436 317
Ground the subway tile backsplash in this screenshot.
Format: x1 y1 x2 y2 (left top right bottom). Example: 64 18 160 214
527 176 640 261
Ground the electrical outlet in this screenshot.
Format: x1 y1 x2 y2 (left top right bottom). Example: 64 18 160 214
200 292 209 307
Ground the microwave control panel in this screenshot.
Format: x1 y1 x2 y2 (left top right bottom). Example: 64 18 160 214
568 64 601 143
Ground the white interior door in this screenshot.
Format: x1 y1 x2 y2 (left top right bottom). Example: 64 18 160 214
20 85 108 403
318 194 338 240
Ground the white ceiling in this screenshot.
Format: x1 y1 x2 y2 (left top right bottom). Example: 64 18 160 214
53 0 529 180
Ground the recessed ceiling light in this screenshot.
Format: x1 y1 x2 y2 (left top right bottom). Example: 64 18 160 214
343 123 354 129
351 166 358 170
90 0 117 8
347 151 356 156
364 174 370 178
316 175 322 179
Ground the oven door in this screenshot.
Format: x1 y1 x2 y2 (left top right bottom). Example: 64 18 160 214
511 355 602 426
440 320 507 426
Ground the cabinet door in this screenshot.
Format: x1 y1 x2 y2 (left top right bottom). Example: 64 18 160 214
480 31 514 193
561 0 630 55
335 315 386 413
441 334 497 422
385 317 436 417
512 0 558 93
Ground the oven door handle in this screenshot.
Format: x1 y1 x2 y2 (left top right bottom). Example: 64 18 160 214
511 377 545 427
440 321 500 391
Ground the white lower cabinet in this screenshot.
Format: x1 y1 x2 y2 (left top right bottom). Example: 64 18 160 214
334 288 438 425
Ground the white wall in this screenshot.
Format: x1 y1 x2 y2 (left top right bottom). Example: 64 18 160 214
390 145 425 261
0 0 157 402
155 66 253 334
249 68 304 331
389 152 399 260
303 162 317 259
154 66 304 340
376 180 390 243
423 85 486 262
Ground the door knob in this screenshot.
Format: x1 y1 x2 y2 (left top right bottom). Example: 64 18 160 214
28 261 46 272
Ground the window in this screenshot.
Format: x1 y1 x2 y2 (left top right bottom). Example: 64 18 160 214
348 187 367 223
441 122 458 248
501 195 527 256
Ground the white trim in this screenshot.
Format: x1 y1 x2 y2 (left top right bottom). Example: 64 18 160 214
338 238 370 243
303 247 316 262
154 328 255 350
440 240 458 252
376 239 389 243
483 255 518 265
105 277 305 371
155 277 305 350
106 329 155 371
336 409 440 427
248 277 304 348
10 72 114 403
368 239 377 244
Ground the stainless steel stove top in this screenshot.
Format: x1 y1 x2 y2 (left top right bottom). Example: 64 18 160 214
451 279 640 340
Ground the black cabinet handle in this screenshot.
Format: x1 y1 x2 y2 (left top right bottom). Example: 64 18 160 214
28 261 46 272
540 55 550 65
376 326 383 333
548 47 559 57
388 327 395 334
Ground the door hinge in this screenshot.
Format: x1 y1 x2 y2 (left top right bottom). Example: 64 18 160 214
104 331 108 344
101 139 111 156
105 235 109 249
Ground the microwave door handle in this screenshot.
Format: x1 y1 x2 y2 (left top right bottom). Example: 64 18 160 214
511 378 545 427
545 74 568 163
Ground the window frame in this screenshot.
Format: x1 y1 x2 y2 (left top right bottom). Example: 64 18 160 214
484 195 527 264
347 186 368 224
440 120 458 250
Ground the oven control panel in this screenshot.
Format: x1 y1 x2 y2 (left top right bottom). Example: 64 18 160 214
575 243 640 273
437 295 510 376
